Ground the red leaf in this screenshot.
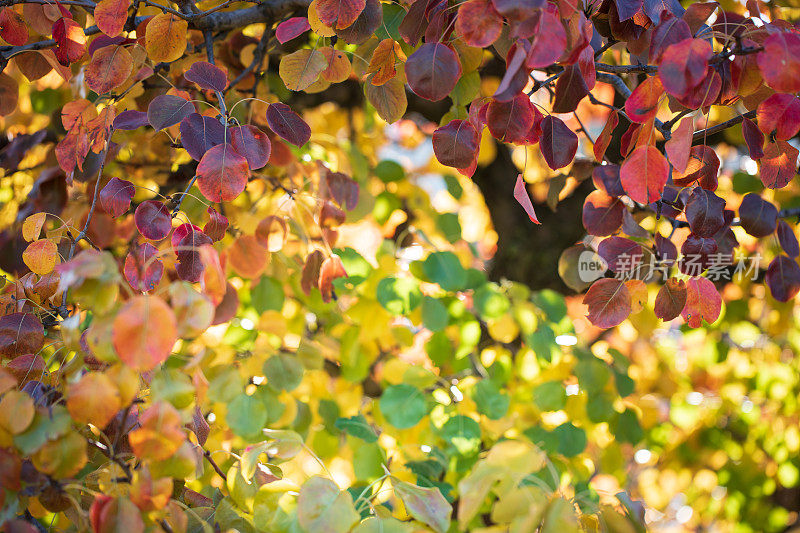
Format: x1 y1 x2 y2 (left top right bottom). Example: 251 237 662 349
266 102 311 147
405 43 461 102
486 93 535 144
679 234 718 275
455 0 503 47
492 0 543 20
230 124 271 170
302 249 325 295
760 140 799 189
778 219 800 258
124 242 163 292
657 38 712 98
757 93 800 141
324 171 359 210
625 75 663 123
0 312 44 358
0 8 28 46
738 192 777 238
171 222 202 249
597 236 642 275
148 94 194 131
99 177 135 218
757 32 800 94
665 116 693 172
175 228 212 282
134 200 171 241
432 119 479 169
513 174 540 224
583 278 631 328
540 115 578 170
649 13 691 63
319 254 347 302
620 145 669 204
766 255 800 302
672 145 719 190
203 206 228 242
315 0 366 29
593 110 619 162
184 61 227 92
552 64 589 114
654 278 687 321
196 143 250 202
681 276 721 327
684 187 726 237
180 113 227 161
741 117 764 160
276 17 311 43
52 17 85 66
526 11 566 68
582 190 624 236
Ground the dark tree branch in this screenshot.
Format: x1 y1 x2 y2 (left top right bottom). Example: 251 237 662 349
596 63 658 74
692 110 757 144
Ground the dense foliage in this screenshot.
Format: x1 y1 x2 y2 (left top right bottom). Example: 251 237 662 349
1 0 800 530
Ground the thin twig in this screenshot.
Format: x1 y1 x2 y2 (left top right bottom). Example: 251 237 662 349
203 449 228 481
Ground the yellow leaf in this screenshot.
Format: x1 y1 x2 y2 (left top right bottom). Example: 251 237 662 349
308 0 336 37
365 75 407 123
279 48 327 92
0 390 34 434
145 13 188 63
22 213 46 242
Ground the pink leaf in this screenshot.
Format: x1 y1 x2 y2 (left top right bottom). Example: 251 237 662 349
513 174 540 224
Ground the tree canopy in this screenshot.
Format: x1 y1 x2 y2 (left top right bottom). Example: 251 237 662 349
1 0 800 530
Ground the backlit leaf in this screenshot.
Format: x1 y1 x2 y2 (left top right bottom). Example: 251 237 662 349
112 295 177 370
196 143 250 202
405 43 461 102
145 13 188 63
620 145 668 204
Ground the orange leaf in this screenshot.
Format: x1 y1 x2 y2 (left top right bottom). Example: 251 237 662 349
66 371 121 428
128 402 185 461
85 45 133 94
23 239 58 275
367 38 405 86
112 295 177 371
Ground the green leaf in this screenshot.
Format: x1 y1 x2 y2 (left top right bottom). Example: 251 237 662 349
473 284 510 320
334 414 378 443
472 380 510 420
553 422 587 457
613 409 643 444
380 384 427 429
391 479 452 533
422 296 449 332
436 213 462 244
422 252 467 292
444 174 463 199
373 191 401 225
297 476 360 533
377 277 422 315
533 381 566 412
226 393 268 439
375 160 404 182
334 247 373 286
263 354 304 391
440 415 481 456
574 358 610 395
252 276 285 313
